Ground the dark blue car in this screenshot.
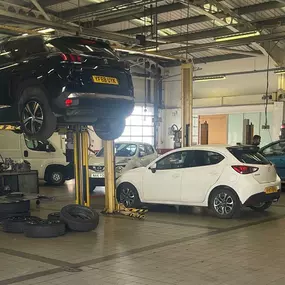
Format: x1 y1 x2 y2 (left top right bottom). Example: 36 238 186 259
260 140 285 181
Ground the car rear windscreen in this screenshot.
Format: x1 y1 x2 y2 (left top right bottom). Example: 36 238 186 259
47 37 117 59
227 147 270 165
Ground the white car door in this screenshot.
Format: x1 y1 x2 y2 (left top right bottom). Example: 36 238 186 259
181 150 225 204
142 150 189 203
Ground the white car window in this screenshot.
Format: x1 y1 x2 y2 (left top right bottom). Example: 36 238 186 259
25 138 55 152
193 151 224 167
139 144 147 157
97 143 137 157
156 151 189 170
145 144 155 155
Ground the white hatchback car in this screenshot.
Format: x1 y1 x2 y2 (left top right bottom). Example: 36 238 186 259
116 145 281 218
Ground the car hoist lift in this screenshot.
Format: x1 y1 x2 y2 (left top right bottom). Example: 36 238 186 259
68 125 145 217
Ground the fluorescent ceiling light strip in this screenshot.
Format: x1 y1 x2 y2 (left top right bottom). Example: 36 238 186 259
38 28 55 34
215 31 260 42
275 69 285 75
194 76 226 82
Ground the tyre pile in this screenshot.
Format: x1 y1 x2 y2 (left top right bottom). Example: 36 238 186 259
1 202 99 238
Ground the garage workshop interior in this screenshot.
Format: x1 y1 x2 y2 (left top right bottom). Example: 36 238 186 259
2 0 285 284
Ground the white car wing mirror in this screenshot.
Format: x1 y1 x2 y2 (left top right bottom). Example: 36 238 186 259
149 163 157 173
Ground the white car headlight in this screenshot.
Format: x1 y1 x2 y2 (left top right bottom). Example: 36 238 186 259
116 165 125 174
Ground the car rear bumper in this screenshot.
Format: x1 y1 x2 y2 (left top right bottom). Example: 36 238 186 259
243 190 281 206
53 92 134 123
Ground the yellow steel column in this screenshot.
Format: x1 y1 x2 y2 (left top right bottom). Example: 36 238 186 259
181 62 194 147
73 132 80 205
82 131 90 207
104 140 116 213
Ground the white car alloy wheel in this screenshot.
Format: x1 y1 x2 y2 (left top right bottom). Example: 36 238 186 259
119 187 135 207
213 192 234 216
210 188 240 219
118 184 140 208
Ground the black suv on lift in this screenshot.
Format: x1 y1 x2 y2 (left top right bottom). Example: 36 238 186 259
0 35 134 140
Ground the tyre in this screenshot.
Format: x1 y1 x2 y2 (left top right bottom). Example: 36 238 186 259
2 216 42 233
60 204 99 232
17 84 56 141
93 118 125 141
24 220 66 238
117 183 141 208
0 211 31 221
0 200 30 214
249 201 272 212
209 188 240 219
46 167 65 186
47 212 61 221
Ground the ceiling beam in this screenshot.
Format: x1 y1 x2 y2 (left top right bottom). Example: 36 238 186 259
38 0 67 7
206 0 285 65
80 2 186 28
193 53 254 64
0 8 137 44
60 0 131 19
119 1 285 34
158 32 285 55
154 16 285 44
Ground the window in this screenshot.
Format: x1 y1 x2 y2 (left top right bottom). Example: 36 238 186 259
3 36 47 60
193 151 224 167
96 143 137 157
156 151 188 170
262 141 285 157
25 139 55 152
228 147 269 165
117 105 154 144
49 37 117 59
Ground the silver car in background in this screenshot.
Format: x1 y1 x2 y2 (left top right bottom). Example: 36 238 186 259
89 142 158 189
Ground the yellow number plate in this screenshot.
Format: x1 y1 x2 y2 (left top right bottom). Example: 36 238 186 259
92 76 119 85
265 186 278 194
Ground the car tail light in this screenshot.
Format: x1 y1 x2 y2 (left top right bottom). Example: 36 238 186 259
231 165 259 174
65 98 73 107
60 53 82 63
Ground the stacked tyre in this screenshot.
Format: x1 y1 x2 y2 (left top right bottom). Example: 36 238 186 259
1 205 99 238
0 200 30 220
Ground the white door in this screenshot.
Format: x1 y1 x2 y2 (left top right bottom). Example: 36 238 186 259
181 150 225 204
142 150 189 203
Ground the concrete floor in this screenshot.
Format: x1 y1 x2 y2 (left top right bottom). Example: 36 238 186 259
1 182 285 285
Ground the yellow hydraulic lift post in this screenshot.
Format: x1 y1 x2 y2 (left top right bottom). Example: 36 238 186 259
103 140 116 213
73 126 90 206
181 62 194 147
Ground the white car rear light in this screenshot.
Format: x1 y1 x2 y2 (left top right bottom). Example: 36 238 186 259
231 165 259 174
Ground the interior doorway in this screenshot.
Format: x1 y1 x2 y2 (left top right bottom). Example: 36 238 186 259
199 114 228 144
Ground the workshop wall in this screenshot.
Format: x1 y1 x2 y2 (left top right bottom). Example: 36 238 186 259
163 56 278 108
